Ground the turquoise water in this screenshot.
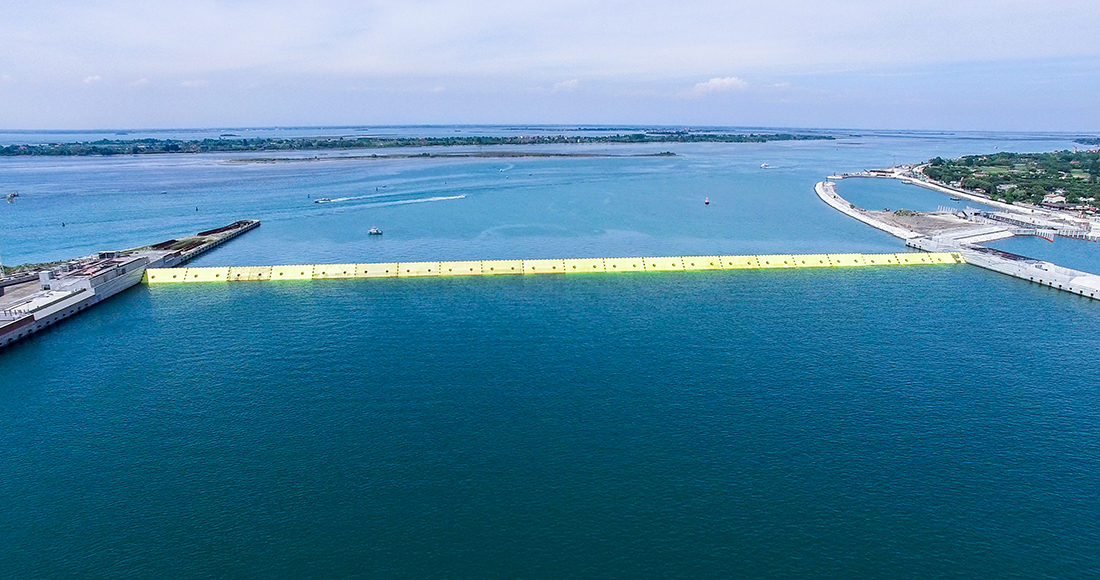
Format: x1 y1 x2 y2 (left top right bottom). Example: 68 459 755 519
837 177 999 213
3 128 1100 577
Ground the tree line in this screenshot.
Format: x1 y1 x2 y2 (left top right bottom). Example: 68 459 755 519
0 133 832 156
922 151 1100 205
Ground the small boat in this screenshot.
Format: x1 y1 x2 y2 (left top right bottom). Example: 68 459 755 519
704 197 710 205
5 192 18 203
760 162 771 169
314 197 333 203
950 197 961 201
368 227 383 236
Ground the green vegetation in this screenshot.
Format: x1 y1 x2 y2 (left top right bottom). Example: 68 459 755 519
1 260 66 276
0 132 831 157
922 151 1100 206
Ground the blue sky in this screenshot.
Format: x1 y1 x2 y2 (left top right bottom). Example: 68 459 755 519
1 0 1098 131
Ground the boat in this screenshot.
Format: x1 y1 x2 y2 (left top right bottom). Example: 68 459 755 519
368 227 383 236
5 192 18 203
704 197 710 205
314 197 332 203
950 197 961 201
760 162 771 168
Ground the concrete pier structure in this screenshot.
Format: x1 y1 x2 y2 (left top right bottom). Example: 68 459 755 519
0 220 260 349
818 178 1100 302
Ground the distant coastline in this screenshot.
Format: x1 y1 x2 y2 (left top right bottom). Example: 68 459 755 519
0 132 832 157
227 151 680 163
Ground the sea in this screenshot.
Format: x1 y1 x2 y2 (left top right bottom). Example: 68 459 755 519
2 126 1099 578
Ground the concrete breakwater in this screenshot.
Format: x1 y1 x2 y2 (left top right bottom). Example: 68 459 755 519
144 252 966 283
818 178 1100 302
815 181 922 240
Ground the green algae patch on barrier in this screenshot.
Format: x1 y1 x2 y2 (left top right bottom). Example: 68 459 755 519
144 252 966 284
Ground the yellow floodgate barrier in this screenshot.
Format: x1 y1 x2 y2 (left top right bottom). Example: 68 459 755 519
144 252 965 284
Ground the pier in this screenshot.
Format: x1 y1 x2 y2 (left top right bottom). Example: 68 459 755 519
0 220 260 349
144 252 965 284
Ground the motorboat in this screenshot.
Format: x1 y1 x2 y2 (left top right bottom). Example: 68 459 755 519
5 192 18 203
368 227 383 235
314 197 333 203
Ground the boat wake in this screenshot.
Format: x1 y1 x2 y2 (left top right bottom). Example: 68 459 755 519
315 191 467 206
362 194 466 208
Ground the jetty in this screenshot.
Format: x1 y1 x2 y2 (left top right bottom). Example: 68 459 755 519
817 178 1100 301
0 220 259 349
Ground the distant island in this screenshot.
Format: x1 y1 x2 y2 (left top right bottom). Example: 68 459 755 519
0 132 831 156
921 150 1100 206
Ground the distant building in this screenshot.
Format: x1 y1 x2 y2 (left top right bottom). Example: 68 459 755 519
1043 194 1067 205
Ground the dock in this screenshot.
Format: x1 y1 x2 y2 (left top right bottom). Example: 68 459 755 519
0 220 259 349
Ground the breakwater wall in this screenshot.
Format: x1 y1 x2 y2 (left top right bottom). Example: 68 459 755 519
820 178 1099 303
144 252 966 283
815 181 921 240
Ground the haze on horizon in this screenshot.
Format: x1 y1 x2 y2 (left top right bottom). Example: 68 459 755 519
1 1 1098 132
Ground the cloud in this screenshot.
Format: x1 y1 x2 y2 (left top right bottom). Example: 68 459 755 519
83 75 102 84
553 79 580 92
128 78 149 87
2 1 1100 129
689 76 748 96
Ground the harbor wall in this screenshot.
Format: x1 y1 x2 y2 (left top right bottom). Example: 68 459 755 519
144 252 966 284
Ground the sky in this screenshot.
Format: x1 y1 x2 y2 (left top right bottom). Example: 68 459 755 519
1 0 1099 131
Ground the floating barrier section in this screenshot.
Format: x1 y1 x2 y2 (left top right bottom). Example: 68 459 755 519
144 252 965 284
